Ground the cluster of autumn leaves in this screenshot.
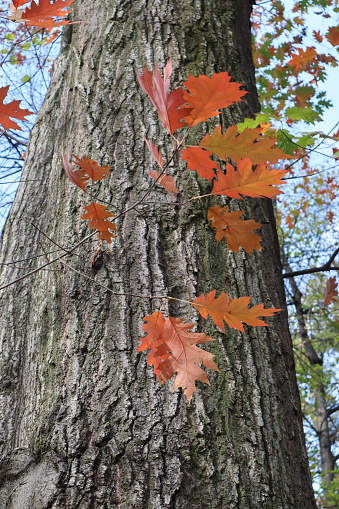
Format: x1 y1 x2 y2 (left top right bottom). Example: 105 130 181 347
60 60 288 401
0 0 76 129
0 3 294 401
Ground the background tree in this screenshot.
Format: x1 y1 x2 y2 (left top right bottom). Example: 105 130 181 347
0 1 317 508
252 2 339 505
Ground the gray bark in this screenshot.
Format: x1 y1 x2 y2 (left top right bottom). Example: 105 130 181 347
0 0 316 508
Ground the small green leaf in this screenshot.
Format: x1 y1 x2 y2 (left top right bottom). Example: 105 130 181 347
285 106 322 124
21 75 31 83
237 113 272 133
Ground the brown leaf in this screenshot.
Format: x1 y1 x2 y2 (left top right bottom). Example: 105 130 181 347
324 277 338 306
72 155 111 181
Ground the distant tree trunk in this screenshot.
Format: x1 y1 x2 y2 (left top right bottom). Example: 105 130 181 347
0 1 316 508
284 264 337 500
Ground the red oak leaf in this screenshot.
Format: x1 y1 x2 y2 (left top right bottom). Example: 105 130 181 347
148 170 178 195
145 139 164 168
192 290 281 333
22 0 74 23
200 125 288 164
182 72 247 127
325 26 339 47
287 47 317 71
181 146 219 181
139 313 219 402
211 158 287 199
208 205 262 254
81 203 118 243
324 277 338 306
137 59 191 134
0 86 33 131
62 152 88 190
12 0 29 7
72 155 111 181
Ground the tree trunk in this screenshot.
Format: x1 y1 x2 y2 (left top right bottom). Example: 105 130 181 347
0 1 316 508
284 264 336 501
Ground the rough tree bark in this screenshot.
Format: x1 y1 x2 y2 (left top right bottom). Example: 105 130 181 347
0 1 317 508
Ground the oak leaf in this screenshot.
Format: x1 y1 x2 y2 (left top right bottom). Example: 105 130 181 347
325 26 339 47
211 158 287 199
200 125 288 164
137 59 191 134
313 30 323 43
62 152 88 190
148 170 178 195
208 205 262 253
192 290 281 332
72 155 111 181
181 147 219 181
324 276 338 306
0 85 33 130
12 0 29 7
21 0 75 26
287 47 317 71
139 313 219 402
81 203 118 243
183 72 247 127
145 139 164 168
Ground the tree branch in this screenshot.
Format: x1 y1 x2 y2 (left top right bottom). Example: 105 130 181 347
0 129 27 146
283 248 339 278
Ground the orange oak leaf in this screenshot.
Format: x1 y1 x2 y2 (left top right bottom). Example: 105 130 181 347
148 170 178 195
183 72 247 127
138 311 166 352
43 30 61 46
137 311 168 379
137 59 191 134
62 152 88 190
211 158 287 199
208 205 262 254
72 155 111 181
325 26 339 47
12 0 29 7
0 85 33 130
192 290 281 333
313 30 323 43
200 125 288 164
181 146 219 181
21 0 75 25
145 139 164 168
324 276 338 306
81 203 118 243
287 47 317 71
140 313 219 402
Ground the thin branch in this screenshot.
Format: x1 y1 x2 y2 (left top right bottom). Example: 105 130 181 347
0 231 97 291
0 129 28 146
283 248 339 278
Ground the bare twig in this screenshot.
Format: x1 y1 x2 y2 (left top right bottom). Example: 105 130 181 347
283 248 339 278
